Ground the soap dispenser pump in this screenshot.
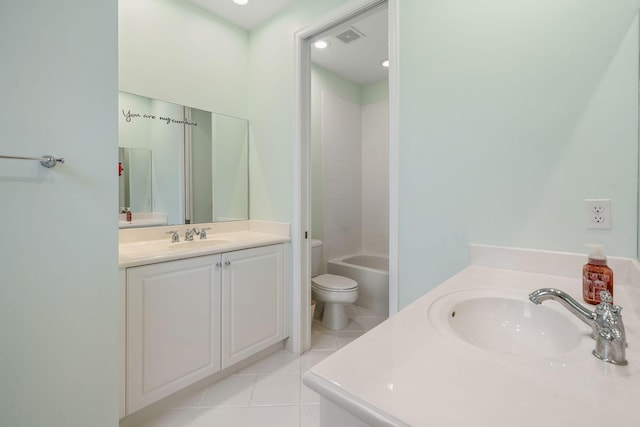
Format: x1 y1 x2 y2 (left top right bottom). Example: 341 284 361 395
582 244 613 305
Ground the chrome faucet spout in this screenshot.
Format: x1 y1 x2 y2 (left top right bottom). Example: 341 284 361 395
529 288 597 332
185 227 200 241
529 288 627 365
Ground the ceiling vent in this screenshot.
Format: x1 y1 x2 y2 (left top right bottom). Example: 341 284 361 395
335 27 365 44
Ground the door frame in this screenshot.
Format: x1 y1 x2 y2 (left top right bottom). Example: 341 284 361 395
292 0 400 353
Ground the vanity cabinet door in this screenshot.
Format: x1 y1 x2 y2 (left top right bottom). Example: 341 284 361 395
221 244 285 368
126 255 222 413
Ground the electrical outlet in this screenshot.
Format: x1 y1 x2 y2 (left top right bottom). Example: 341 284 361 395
585 199 611 229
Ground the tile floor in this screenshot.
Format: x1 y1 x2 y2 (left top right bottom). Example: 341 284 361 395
133 304 387 427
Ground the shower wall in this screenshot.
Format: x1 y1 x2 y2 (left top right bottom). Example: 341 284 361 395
322 91 363 262
361 100 389 256
319 89 389 263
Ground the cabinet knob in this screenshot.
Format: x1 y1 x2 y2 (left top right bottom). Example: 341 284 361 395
215 262 222 267
224 260 231 266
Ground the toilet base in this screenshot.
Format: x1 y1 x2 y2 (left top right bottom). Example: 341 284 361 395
322 303 349 330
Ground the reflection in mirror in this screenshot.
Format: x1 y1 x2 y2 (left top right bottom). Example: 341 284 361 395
189 112 249 223
118 146 166 228
118 92 249 227
118 147 152 212
213 114 249 222
187 106 212 223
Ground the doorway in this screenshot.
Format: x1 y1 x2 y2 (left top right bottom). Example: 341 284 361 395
294 0 399 353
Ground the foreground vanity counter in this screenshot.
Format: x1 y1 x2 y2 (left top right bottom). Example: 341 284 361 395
304 245 640 427
119 221 290 419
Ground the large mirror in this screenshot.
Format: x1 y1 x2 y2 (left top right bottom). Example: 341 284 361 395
118 92 249 227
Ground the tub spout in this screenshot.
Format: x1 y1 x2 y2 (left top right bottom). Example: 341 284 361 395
528 288 627 365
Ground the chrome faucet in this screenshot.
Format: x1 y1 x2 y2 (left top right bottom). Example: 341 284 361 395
529 288 627 365
185 227 200 241
165 230 179 243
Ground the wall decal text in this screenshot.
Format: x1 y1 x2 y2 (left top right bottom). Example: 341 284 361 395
122 109 198 126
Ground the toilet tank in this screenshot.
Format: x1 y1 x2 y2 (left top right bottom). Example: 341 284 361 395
311 239 323 277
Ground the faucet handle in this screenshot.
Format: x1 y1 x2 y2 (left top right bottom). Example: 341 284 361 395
599 290 613 305
165 230 179 243
200 227 212 239
595 290 622 319
594 290 625 340
592 290 627 364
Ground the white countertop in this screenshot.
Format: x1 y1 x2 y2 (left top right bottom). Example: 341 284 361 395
118 212 168 229
304 245 640 427
119 220 290 268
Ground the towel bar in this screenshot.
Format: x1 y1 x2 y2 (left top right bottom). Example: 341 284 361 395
0 154 65 168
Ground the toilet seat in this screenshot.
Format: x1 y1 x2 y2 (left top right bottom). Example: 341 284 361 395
311 274 358 292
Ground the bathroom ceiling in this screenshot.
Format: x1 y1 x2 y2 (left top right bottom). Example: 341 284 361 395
187 0 389 86
310 8 388 86
187 0 297 30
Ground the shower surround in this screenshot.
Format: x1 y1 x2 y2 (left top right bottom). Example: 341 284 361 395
320 90 389 264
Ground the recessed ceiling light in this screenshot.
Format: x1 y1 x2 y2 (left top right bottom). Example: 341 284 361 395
233 0 248 5
380 59 390 68
313 40 329 49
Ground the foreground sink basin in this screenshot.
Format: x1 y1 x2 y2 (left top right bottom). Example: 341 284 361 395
429 289 586 357
167 239 231 250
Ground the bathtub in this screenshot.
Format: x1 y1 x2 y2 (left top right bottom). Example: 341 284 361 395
327 254 389 316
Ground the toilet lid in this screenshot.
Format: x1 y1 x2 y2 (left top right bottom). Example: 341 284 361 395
312 274 358 291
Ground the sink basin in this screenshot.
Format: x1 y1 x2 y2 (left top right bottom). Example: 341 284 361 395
168 239 231 250
429 289 586 357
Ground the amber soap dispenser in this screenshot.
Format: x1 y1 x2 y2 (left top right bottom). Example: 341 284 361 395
582 244 613 305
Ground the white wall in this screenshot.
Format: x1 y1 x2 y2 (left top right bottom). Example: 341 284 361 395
398 1 639 307
0 1 119 426
119 0 249 119
311 63 390 262
361 99 390 256
311 64 362 242
322 91 363 261
213 115 250 221
319 92 390 262
248 0 350 222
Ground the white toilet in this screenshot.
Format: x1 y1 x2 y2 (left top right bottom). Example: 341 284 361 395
311 240 358 330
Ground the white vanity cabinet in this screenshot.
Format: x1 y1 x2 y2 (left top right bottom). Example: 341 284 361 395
126 255 222 413
221 244 285 368
124 243 287 415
